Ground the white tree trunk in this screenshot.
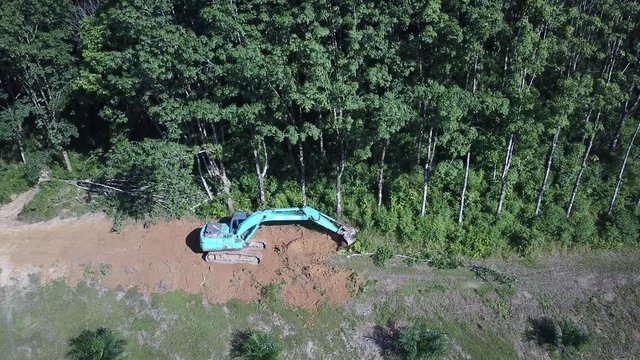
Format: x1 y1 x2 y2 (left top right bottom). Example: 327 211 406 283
196 154 213 200
610 89 640 150
458 151 471 224
566 132 595 218
62 150 73 172
420 128 436 217
18 138 26 164
496 134 515 215
200 151 234 212
252 131 269 205
336 137 346 216
535 126 560 216
608 119 640 215
377 138 389 211
298 142 307 206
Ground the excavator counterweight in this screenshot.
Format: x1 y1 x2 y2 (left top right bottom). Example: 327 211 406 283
199 206 357 264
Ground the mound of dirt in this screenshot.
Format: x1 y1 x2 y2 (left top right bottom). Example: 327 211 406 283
0 213 355 309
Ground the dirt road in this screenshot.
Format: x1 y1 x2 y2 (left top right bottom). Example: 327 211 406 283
0 191 354 309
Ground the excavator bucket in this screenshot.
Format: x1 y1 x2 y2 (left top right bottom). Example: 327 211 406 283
338 226 357 246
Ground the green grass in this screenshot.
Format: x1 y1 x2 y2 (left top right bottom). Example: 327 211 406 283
398 279 447 297
435 318 517 360
18 182 92 222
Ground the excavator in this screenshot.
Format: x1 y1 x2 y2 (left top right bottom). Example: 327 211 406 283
199 206 357 264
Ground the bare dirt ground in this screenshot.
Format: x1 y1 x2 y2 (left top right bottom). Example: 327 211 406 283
0 192 354 309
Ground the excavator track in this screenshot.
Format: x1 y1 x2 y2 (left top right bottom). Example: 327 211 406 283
204 241 267 265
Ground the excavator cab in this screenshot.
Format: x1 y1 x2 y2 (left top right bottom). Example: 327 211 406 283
229 212 249 232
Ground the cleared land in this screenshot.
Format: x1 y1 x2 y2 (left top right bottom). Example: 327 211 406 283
0 192 639 359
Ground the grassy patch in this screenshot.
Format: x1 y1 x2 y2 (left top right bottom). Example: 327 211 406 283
0 280 362 360
398 279 447 297
436 318 517 359
18 182 92 222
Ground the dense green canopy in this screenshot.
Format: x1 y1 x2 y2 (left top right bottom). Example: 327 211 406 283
1 0 639 256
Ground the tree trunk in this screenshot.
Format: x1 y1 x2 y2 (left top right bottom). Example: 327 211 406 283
196 154 213 200
18 138 26 164
298 142 307 206
336 137 346 216
319 133 325 156
221 173 234 212
610 89 640 150
496 134 515 215
200 151 234 212
416 124 424 165
421 128 436 217
535 126 561 216
566 132 595 218
377 138 389 211
608 119 640 215
62 150 73 172
458 151 471 224
252 131 268 205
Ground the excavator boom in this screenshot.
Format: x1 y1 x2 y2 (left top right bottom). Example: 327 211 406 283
200 206 356 264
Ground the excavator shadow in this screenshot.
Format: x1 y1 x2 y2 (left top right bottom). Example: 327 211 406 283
185 228 203 254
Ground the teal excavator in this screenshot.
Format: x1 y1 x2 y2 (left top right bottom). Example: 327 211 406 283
199 206 357 264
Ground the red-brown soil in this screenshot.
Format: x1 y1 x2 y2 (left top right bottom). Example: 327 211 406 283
0 212 355 309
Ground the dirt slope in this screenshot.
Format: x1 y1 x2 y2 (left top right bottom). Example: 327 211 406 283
0 192 354 309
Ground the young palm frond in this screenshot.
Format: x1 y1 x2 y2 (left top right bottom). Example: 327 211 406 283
67 327 126 360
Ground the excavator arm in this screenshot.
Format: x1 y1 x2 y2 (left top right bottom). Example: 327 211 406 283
234 206 357 246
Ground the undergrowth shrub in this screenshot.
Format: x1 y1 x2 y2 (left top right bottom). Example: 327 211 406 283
526 317 591 355
397 319 447 360
230 329 282 360
604 209 639 246
373 245 394 266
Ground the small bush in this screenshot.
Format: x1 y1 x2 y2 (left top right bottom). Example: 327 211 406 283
230 329 282 360
525 317 591 354
397 320 447 360
372 245 394 267
67 327 126 360
471 265 516 288
559 319 591 350
260 283 281 304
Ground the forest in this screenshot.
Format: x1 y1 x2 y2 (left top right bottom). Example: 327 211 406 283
1 0 639 259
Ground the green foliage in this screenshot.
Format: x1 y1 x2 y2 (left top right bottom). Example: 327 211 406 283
397 320 447 360
1 0 640 261
0 162 31 204
67 327 126 360
229 329 282 360
373 245 395 267
604 209 640 246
